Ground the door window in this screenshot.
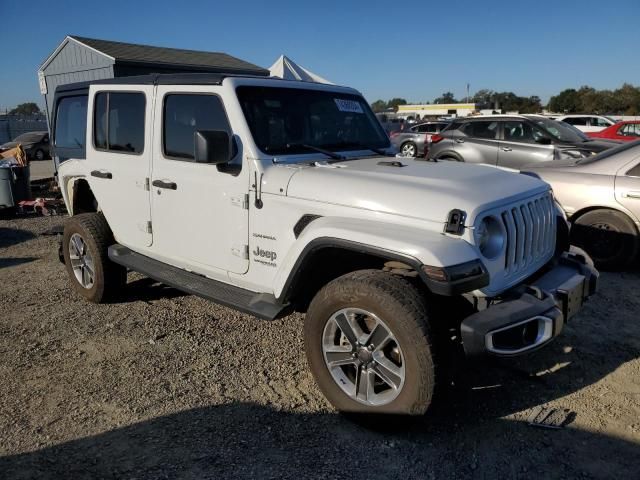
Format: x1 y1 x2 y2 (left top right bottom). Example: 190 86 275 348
502 120 544 143
619 123 640 137
163 94 231 160
93 92 145 154
462 121 498 139
590 117 611 128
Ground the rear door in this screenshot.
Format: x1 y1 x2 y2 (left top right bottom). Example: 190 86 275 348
85 86 153 248
615 159 640 221
498 120 553 169
455 120 499 165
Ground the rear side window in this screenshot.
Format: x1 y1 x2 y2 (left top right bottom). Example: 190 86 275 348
619 124 640 137
93 92 145 154
627 162 640 177
163 94 231 160
564 117 588 126
55 96 88 149
462 121 498 139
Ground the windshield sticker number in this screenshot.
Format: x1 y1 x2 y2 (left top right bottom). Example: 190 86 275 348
334 99 364 114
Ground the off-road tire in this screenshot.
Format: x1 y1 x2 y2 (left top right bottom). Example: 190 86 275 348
304 270 435 415
62 212 126 302
571 209 639 270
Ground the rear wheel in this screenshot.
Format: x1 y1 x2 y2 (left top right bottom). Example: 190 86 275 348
62 213 126 302
571 209 639 270
304 270 435 415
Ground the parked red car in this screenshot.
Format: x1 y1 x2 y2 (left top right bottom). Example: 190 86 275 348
587 121 640 142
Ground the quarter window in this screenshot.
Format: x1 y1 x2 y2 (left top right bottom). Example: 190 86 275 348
163 94 231 160
55 95 88 149
93 92 145 154
627 163 640 177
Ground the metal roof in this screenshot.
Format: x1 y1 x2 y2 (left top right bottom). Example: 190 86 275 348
55 36 268 75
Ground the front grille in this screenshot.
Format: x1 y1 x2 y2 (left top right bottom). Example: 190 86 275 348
500 192 556 276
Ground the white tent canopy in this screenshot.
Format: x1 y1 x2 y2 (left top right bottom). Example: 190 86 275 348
268 55 333 84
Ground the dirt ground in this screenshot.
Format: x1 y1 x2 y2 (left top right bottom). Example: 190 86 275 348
0 214 638 479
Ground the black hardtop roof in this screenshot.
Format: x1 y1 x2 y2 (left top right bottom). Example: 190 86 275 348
54 72 275 94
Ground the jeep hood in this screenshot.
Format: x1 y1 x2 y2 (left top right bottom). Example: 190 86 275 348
284 157 550 224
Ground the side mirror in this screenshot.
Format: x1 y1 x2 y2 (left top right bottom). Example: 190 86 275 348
194 130 231 164
536 136 552 145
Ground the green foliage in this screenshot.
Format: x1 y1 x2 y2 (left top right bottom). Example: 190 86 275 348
548 84 640 114
434 92 457 104
369 98 407 112
9 102 41 115
370 99 388 113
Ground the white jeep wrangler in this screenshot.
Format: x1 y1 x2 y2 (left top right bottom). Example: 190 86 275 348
52 73 598 415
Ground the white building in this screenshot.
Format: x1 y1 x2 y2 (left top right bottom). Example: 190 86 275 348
396 103 477 119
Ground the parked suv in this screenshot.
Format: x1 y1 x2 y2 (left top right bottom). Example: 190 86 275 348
554 115 615 133
428 115 618 169
390 121 449 157
52 74 598 416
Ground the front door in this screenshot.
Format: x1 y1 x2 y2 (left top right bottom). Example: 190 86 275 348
498 120 553 169
85 86 153 249
149 86 249 275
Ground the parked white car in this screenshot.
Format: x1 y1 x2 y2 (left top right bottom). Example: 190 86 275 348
52 73 598 416
554 114 615 133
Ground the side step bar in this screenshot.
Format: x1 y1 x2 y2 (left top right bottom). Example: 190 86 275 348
108 244 288 320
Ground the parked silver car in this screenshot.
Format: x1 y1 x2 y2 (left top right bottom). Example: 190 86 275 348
390 121 448 157
523 141 640 269
428 115 619 169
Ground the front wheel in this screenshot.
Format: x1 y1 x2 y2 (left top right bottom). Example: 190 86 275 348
304 270 434 415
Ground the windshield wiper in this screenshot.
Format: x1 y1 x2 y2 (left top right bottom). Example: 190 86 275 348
285 143 345 160
330 141 394 157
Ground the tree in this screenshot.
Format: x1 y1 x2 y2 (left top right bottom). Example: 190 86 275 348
9 102 41 115
370 100 388 113
433 92 457 104
548 89 580 113
387 98 407 111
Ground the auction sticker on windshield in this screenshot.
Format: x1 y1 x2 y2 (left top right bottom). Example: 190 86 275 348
334 98 364 113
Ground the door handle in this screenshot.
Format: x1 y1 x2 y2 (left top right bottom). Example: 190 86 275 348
455 138 465 143
91 170 112 179
623 191 640 199
501 147 512 152
152 179 177 190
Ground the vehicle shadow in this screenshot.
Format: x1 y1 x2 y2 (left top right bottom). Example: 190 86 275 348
0 227 36 248
115 276 187 303
0 400 636 479
0 256 38 269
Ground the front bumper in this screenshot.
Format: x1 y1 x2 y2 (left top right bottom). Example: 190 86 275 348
461 248 598 357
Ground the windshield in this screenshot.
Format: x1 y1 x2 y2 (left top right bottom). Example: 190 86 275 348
525 116 584 143
237 86 390 156
558 122 590 141
13 132 45 143
578 140 640 164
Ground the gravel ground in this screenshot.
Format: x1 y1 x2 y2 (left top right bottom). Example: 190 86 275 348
0 214 638 479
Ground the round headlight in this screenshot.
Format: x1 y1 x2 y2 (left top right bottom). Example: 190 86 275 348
475 216 504 259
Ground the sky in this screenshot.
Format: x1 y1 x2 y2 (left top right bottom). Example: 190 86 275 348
1 0 639 111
